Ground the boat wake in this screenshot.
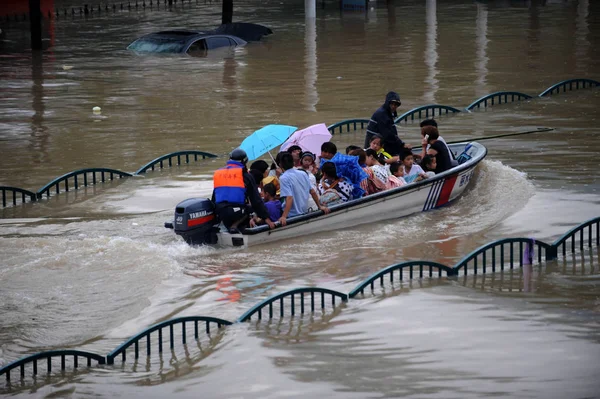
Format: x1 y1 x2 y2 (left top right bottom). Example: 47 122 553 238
439 159 536 235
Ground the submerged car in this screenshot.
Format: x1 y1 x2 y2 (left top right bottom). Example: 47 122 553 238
127 22 272 55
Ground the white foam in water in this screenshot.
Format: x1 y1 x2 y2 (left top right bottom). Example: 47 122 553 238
438 160 536 235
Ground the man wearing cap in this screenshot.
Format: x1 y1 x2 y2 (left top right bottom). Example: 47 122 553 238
212 148 275 232
364 91 409 156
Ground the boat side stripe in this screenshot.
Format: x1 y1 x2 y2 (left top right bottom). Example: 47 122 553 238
432 180 444 209
422 181 436 211
423 179 443 211
431 180 444 210
435 175 458 208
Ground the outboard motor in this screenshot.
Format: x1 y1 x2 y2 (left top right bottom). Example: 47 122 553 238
165 198 219 245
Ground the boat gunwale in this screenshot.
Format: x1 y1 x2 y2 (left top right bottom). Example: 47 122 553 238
240 141 487 236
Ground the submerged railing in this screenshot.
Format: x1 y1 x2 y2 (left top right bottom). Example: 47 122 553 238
327 77 599 133
465 91 532 111
395 104 462 123
0 186 38 207
106 316 232 365
539 78 600 97
0 149 218 209
1 215 598 387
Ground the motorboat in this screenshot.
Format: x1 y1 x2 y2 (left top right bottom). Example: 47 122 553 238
164 141 487 248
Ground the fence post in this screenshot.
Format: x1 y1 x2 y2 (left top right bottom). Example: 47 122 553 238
546 246 558 261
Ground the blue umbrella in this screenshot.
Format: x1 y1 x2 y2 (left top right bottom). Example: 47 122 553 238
240 124 297 161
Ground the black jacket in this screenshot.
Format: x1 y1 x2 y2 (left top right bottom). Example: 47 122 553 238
364 91 404 155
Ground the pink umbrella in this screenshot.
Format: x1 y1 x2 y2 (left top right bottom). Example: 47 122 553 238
280 123 332 157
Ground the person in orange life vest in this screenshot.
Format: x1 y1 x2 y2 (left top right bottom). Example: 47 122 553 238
212 148 275 232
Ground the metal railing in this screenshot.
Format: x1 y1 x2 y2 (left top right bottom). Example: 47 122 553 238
237 287 349 322
106 316 232 365
327 119 370 135
452 237 553 275
135 150 218 175
36 168 132 199
539 78 600 97
349 261 454 298
0 214 598 387
1 150 217 209
465 91 533 111
550 216 600 259
0 350 105 383
395 104 462 123
0 186 38 207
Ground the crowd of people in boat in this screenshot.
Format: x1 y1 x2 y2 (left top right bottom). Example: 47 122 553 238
212 92 456 232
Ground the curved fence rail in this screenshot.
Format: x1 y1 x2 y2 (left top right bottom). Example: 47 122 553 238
106 316 232 365
0 215 598 389
0 186 38 207
0 350 105 383
453 237 554 275
37 168 132 199
1 150 217 209
551 216 600 258
349 261 454 298
327 119 370 135
135 150 218 175
465 91 533 111
237 287 348 322
539 78 600 97
395 104 462 123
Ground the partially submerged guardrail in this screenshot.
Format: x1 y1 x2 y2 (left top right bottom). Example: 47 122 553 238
1 215 598 388
326 78 599 134
0 150 218 209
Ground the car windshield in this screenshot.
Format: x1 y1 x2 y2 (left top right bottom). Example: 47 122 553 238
127 38 187 53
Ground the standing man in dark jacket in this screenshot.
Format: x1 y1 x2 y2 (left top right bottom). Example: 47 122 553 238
364 91 409 156
212 148 275 232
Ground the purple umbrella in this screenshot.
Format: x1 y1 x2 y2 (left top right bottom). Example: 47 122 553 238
280 123 332 157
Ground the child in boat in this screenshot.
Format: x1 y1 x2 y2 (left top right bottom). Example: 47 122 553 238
420 155 437 177
250 182 282 227
365 149 390 187
317 162 353 206
299 151 319 211
388 162 407 188
345 145 361 154
368 135 399 164
401 151 428 183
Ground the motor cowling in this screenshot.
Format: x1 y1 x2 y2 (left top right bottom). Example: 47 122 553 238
171 198 219 245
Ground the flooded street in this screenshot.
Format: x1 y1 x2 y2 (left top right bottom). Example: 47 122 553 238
1 0 600 397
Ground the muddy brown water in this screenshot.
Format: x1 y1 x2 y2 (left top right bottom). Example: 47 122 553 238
1 0 600 397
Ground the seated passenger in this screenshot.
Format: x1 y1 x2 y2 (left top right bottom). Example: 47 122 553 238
250 182 282 227
365 149 390 188
388 162 407 188
299 151 319 212
279 153 328 226
345 145 361 155
320 141 368 199
368 135 399 164
350 149 383 195
401 151 428 183
212 148 275 232
317 162 354 206
420 154 437 177
420 119 454 160
423 126 453 174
